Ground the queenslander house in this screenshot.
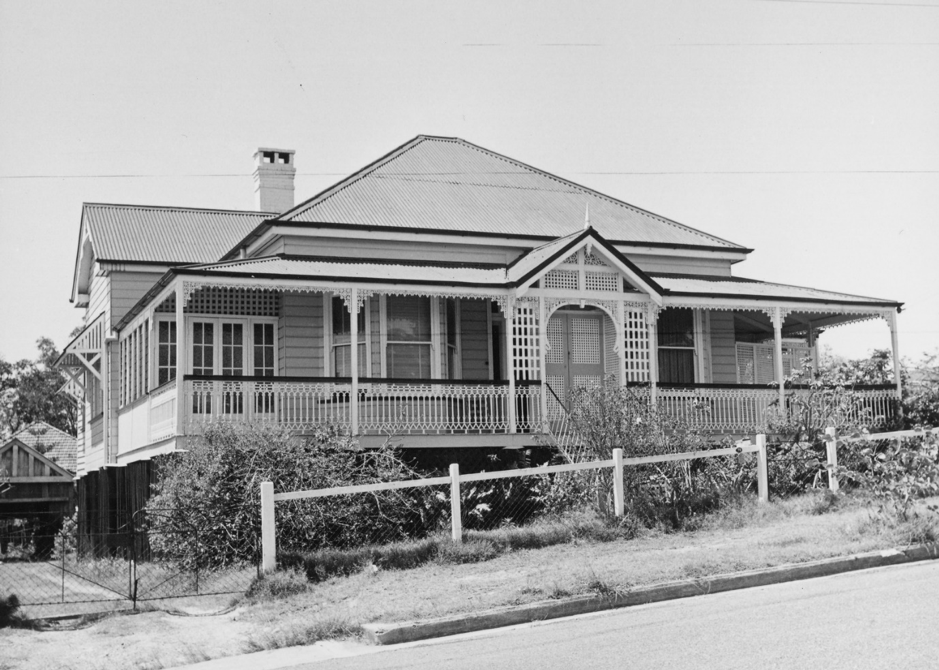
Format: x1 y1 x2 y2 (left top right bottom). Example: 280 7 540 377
57 136 902 521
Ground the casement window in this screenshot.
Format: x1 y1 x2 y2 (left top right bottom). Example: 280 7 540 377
156 319 177 386
119 319 150 407
386 295 432 379
331 296 367 378
188 318 277 376
657 308 695 384
253 323 276 376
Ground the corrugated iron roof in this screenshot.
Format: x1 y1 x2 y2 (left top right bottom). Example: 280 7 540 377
279 136 747 249
656 274 901 306
188 255 510 286
8 422 77 473
83 203 274 264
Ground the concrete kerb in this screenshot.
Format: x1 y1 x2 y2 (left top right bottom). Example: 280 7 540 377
362 542 939 646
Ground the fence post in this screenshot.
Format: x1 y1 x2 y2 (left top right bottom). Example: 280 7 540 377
260 481 276 575
612 448 625 517
756 433 769 503
449 463 462 543
825 427 839 493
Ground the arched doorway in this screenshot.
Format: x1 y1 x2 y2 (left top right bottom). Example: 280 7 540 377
545 306 619 415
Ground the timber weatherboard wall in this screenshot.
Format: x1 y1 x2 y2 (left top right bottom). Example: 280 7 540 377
279 235 526 266
628 254 733 277
110 271 166 323
278 292 326 377
709 311 739 383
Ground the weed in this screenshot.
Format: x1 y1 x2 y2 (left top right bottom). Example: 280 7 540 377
244 617 363 652
245 569 310 602
436 539 497 564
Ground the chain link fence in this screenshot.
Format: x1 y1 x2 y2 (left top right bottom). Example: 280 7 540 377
0 507 258 616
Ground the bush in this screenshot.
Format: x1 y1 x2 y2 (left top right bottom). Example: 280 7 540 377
0 595 23 628
565 383 752 530
145 422 443 568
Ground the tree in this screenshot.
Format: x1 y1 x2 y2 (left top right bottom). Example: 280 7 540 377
0 338 76 439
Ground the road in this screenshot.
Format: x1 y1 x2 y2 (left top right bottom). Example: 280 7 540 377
298 561 939 670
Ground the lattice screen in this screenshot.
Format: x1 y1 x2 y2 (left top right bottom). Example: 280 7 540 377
571 317 600 365
156 288 280 316
543 270 579 290
547 374 566 415
512 303 540 381
624 309 649 382
585 272 620 292
736 342 776 384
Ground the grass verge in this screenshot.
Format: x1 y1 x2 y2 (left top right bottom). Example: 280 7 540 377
239 491 938 651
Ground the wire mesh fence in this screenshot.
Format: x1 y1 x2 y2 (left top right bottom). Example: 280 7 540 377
0 507 258 612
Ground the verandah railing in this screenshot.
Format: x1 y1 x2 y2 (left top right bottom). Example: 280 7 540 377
183 376 543 435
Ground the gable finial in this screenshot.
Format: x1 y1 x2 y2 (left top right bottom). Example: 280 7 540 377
584 202 591 230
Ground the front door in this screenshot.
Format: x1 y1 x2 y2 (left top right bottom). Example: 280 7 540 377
545 311 605 415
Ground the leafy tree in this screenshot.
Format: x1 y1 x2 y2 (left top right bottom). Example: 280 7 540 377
0 337 76 439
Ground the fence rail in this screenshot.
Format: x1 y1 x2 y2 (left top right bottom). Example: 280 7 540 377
260 436 770 573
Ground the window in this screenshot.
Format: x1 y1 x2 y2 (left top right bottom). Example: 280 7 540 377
253 323 275 376
331 296 366 377
191 322 215 375
657 308 695 384
156 320 177 386
386 296 432 379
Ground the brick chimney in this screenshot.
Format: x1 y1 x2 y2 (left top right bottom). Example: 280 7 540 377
253 148 296 213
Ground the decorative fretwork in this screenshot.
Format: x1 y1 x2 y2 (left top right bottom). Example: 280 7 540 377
583 252 608 267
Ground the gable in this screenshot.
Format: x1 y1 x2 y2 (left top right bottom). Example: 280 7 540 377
0 439 74 480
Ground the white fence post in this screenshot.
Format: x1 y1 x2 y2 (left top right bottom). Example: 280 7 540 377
825 426 839 493
449 463 462 543
260 481 276 575
756 434 769 503
612 448 625 517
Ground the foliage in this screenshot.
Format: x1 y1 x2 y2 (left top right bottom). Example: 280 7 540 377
564 383 752 530
0 594 23 628
145 422 441 569
0 337 76 439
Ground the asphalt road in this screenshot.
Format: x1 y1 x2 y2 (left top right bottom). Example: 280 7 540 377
298 561 939 670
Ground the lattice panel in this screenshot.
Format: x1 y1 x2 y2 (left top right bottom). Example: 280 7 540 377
585 271 620 292
512 304 540 381
624 309 649 382
544 270 579 290
571 318 600 365
583 252 607 267
156 288 280 316
547 374 566 415
547 319 565 364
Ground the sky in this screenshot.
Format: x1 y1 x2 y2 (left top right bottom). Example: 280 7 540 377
1 0 937 366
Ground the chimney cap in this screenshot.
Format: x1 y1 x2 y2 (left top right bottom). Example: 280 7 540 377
254 148 296 166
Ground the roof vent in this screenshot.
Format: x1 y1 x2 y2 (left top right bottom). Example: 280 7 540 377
253 148 296 214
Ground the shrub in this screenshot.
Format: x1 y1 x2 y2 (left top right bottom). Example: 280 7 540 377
565 383 752 529
0 595 23 628
145 422 443 568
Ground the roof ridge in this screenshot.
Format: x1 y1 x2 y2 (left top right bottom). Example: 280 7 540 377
84 202 276 216
12 421 75 441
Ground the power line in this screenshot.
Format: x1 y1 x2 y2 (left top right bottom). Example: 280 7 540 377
1 170 938 180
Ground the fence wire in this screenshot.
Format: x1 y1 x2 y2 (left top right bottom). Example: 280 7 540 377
0 507 257 611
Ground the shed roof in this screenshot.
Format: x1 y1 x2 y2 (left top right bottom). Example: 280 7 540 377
7 422 77 473
276 136 748 250
82 203 274 264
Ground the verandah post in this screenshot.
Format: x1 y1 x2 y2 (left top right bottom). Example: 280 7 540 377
505 297 516 434
612 448 624 517
449 463 462 543
756 433 769 503
771 307 785 410
174 280 187 439
350 287 359 435
825 427 839 493
260 481 276 574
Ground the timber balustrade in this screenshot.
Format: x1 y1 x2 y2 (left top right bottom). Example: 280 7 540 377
180 376 543 435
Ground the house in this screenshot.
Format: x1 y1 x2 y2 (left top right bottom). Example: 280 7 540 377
0 422 76 555
56 136 903 523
